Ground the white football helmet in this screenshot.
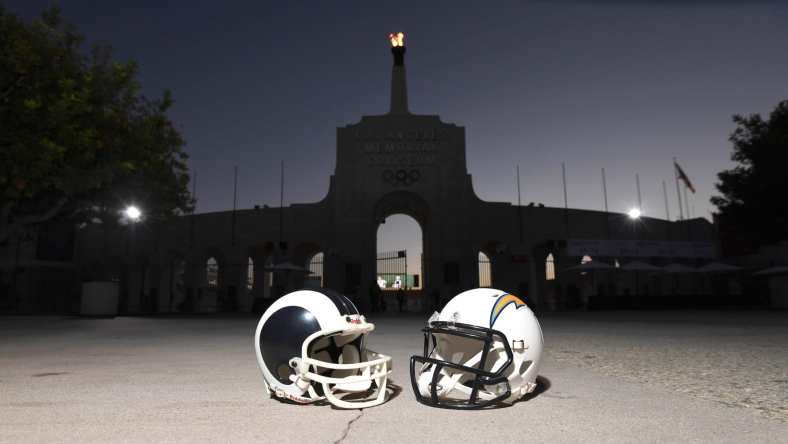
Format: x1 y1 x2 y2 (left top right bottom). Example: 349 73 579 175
409 288 543 409
254 289 392 408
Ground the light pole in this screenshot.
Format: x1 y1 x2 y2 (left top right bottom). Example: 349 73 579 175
123 205 142 255
627 207 642 305
122 205 142 313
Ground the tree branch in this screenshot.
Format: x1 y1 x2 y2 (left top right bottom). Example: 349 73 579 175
17 196 68 225
0 197 68 244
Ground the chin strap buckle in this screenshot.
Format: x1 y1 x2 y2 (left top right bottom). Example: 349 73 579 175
520 382 537 396
512 339 527 351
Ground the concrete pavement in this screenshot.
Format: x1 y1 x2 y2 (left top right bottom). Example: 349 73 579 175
1 312 786 443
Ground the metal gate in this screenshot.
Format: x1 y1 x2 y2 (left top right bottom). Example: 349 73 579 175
308 252 324 287
377 250 407 290
478 251 492 287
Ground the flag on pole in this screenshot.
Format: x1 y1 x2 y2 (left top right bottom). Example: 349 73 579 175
674 161 695 193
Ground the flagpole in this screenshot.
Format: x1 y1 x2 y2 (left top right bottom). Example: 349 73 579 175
516 164 523 243
279 160 284 249
662 179 671 240
562 162 569 238
189 172 197 247
682 181 691 240
192 172 197 212
602 167 610 238
562 162 568 209
673 158 684 221
662 180 670 221
231 166 238 246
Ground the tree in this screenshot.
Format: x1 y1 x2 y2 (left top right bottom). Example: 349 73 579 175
0 5 192 245
712 99 788 254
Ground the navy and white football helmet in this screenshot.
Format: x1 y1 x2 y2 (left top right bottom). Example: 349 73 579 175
254 289 392 408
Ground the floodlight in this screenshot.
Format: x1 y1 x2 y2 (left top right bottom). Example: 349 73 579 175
125 205 142 222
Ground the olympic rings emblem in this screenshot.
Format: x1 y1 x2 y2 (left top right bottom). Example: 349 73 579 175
382 169 420 186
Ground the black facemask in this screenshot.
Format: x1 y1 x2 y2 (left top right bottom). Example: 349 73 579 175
409 321 514 409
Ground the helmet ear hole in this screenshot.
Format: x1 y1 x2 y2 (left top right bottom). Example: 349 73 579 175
276 363 292 381
518 360 533 376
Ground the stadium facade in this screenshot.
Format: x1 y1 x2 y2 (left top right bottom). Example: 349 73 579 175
4 36 718 314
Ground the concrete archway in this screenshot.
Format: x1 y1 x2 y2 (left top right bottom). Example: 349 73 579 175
371 191 430 312
373 190 429 227
246 242 276 312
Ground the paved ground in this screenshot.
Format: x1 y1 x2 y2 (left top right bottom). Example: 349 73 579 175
1 311 786 443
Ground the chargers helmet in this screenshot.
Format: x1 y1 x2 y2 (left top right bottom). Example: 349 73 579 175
409 288 543 409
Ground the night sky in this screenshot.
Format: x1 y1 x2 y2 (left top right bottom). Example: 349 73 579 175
7 1 788 265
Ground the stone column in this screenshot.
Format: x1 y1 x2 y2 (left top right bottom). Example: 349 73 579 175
388 32 409 115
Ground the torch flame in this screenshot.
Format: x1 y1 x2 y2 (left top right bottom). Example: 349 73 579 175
388 32 405 47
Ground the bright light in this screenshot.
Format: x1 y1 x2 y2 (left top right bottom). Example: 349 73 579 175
627 207 642 220
125 205 142 222
389 32 404 47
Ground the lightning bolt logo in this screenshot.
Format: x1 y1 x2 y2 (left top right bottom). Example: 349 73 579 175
489 293 526 327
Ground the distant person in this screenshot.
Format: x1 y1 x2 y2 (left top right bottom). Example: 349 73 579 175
376 275 387 289
368 282 382 313
580 279 592 311
393 276 402 290
429 288 440 312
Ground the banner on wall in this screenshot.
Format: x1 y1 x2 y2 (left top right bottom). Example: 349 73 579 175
566 239 715 259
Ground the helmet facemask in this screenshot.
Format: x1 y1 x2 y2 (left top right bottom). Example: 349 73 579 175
296 326 390 409
409 321 514 409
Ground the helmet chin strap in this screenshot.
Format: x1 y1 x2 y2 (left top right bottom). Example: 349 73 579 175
417 371 464 398
420 344 506 401
286 374 321 402
290 374 312 391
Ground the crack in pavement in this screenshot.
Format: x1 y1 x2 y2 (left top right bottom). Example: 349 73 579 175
333 409 364 444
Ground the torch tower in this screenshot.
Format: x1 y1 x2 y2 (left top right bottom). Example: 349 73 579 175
389 32 409 114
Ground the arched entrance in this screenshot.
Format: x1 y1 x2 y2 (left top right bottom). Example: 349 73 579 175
377 214 423 290
478 251 492 287
372 191 429 312
307 252 324 287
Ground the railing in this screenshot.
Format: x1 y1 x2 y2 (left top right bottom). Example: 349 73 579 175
377 250 407 289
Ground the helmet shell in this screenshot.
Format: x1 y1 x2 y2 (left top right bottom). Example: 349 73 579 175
255 289 360 393
435 288 543 401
